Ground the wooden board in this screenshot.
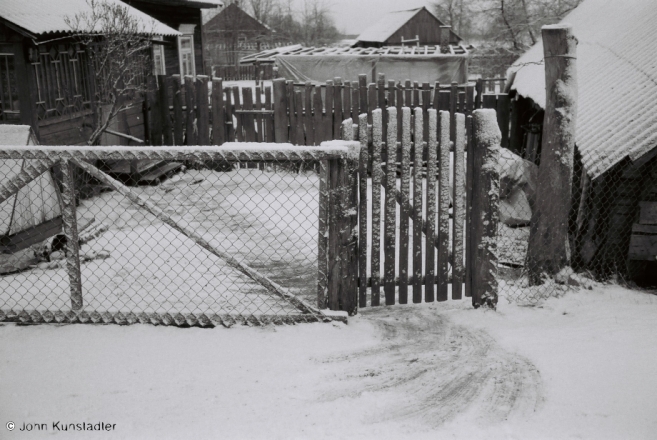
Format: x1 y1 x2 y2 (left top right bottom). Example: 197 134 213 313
639 202 657 225
371 109 383 306
628 233 657 260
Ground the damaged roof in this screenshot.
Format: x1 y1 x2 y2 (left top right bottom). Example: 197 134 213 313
509 0 657 180
0 0 181 38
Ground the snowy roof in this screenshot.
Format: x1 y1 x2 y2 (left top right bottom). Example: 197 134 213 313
0 0 181 38
508 0 657 180
355 7 462 44
240 44 469 64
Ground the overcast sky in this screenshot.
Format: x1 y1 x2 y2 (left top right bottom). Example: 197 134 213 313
292 0 436 35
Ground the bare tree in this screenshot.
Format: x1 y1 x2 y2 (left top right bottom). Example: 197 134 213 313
248 0 277 25
66 0 156 145
432 0 474 38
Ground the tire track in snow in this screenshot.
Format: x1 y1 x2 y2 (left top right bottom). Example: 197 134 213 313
318 306 542 427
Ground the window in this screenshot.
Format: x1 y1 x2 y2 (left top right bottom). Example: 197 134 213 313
177 24 196 77
0 49 20 122
153 36 166 76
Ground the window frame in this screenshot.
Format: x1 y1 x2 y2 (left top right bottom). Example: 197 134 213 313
177 24 196 77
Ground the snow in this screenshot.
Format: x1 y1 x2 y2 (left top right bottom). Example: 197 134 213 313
1 285 656 439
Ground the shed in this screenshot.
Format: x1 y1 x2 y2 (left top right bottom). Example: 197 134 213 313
506 0 657 281
240 44 470 85
354 7 462 48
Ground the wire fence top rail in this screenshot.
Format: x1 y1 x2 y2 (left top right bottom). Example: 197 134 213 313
0 142 358 162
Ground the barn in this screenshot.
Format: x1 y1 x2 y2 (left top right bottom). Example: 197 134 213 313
506 0 657 282
353 7 462 48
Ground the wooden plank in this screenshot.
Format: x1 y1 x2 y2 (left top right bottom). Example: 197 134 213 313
287 83 297 145
437 110 451 302
465 115 474 298
233 85 243 142
398 107 412 304
172 75 184 145
413 107 424 303
359 74 368 123
265 86 273 143
396 83 403 141
0 216 62 254
367 83 377 126
325 80 335 140
388 80 396 107
496 93 510 149
452 113 466 300
333 77 343 139
639 202 657 224
211 78 225 146
184 76 197 145
438 91 451 111
60 160 83 310
158 75 173 146
475 78 483 109
273 78 288 143
632 223 657 234
294 90 305 145
466 85 475 116
628 234 657 260
425 109 437 303
384 107 397 305
450 82 458 144
371 108 383 306
255 85 263 143
305 82 314 146
413 81 420 108
343 81 352 126
196 75 210 146
242 87 256 143
471 109 500 308
358 113 369 308
351 81 359 124
313 87 324 144
404 80 412 108
482 94 497 109
377 73 386 146
0 158 57 206
224 87 234 142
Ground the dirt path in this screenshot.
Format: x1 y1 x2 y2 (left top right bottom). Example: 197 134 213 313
318 306 543 427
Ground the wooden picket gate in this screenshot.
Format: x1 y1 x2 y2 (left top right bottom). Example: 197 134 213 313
319 109 500 313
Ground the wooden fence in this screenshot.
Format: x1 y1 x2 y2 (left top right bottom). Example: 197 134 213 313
146 73 512 152
212 64 275 82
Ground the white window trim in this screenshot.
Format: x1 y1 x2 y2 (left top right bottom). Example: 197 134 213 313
177 24 196 77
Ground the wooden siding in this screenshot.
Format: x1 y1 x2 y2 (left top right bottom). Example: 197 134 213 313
386 9 459 46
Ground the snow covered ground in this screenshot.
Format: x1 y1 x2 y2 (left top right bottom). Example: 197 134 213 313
1 284 656 439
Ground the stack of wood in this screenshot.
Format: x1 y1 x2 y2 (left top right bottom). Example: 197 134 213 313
628 202 657 261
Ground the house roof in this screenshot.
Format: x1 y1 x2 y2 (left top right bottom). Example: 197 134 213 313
125 0 221 9
355 7 461 44
0 0 181 38
204 2 271 32
240 43 470 64
509 0 657 180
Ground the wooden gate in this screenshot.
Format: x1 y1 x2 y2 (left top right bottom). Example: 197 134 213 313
319 108 501 312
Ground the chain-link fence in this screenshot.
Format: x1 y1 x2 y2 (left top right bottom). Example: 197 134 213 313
0 146 352 327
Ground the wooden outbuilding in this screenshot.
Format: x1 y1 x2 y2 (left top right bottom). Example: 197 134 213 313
507 0 657 283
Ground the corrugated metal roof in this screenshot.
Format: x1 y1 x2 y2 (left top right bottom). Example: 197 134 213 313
356 8 425 43
0 0 181 37
509 0 657 180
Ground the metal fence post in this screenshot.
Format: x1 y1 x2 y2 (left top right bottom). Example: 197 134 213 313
326 141 360 315
60 160 83 311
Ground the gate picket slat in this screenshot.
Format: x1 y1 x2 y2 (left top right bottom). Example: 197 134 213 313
325 80 334 141
358 113 369 307
377 74 386 146
371 108 383 306
437 110 451 301
317 158 328 308
396 84 403 141
399 107 412 304
384 107 397 305
344 81 352 129
425 109 437 303
172 75 184 145
287 82 297 145
225 87 234 142
452 113 466 299
404 80 412 107
242 87 256 143
351 81 359 124
465 115 474 298
359 75 368 123
196 76 210 146
413 107 423 303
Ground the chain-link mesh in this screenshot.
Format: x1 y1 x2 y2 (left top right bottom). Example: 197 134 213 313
495 141 657 305
0 152 337 326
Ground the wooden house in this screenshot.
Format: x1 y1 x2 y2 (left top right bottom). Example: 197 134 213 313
122 0 221 77
0 0 179 146
354 7 462 49
203 2 275 69
507 0 657 283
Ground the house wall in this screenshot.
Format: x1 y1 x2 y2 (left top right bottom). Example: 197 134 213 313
386 9 459 46
124 1 206 76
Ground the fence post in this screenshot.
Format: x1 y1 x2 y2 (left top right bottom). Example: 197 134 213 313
196 75 210 146
171 75 184 146
148 76 163 146
184 76 197 145
326 140 360 315
273 78 288 142
471 109 501 308
60 160 83 311
159 75 173 146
